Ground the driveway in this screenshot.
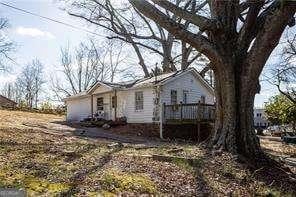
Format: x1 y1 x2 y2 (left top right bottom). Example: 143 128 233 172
72 127 148 144
44 121 162 146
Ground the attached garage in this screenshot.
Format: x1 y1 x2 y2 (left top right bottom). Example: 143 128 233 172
66 93 91 121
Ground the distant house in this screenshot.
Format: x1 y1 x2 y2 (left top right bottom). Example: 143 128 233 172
64 68 215 124
0 95 17 109
254 108 270 128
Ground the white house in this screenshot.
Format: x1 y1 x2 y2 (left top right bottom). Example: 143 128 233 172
254 108 270 128
64 68 215 125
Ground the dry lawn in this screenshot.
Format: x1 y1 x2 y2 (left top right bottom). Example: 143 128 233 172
0 109 295 196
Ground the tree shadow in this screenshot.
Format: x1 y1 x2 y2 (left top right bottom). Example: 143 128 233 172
185 148 296 195
62 147 123 195
250 156 296 195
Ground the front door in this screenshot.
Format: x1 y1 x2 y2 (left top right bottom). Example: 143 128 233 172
96 97 105 119
97 97 104 111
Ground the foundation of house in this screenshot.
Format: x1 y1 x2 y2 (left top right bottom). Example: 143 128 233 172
163 123 214 142
110 122 213 142
110 123 160 137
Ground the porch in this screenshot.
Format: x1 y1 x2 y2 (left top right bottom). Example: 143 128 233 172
160 102 215 141
162 102 215 124
90 90 118 121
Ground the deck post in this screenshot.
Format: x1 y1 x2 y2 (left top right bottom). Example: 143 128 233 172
197 101 201 142
159 102 165 139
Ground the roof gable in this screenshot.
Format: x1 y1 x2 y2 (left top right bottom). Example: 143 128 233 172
87 81 113 94
159 68 215 95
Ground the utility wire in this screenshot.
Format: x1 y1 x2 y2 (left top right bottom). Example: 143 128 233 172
1 2 295 60
1 2 294 45
0 2 106 38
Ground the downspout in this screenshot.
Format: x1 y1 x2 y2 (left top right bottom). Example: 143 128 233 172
114 89 117 120
91 94 94 118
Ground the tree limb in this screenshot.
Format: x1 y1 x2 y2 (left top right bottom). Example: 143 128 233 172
151 0 217 32
129 0 221 64
247 1 296 81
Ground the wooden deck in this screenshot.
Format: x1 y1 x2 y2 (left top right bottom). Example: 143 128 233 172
163 102 215 125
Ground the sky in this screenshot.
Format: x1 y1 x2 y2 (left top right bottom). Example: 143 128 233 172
0 0 292 107
0 0 93 78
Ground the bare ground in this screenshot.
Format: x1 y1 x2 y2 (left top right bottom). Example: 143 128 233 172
0 109 295 196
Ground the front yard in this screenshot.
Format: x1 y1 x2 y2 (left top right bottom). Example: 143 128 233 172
0 109 295 196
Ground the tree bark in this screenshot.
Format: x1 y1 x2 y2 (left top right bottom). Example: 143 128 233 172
129 0 296 160
212 62 262 158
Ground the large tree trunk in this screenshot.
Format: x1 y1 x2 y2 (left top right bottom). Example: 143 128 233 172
212 63 262 158
129 0 296 160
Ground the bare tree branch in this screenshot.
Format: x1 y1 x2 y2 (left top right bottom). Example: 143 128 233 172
151 0 217 32
129 0 221 64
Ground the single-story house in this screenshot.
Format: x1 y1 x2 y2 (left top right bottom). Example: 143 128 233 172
64 68 215 126
254 108 270 129
0 95 17 108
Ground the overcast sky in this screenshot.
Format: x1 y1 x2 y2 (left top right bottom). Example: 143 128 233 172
0 0 291 107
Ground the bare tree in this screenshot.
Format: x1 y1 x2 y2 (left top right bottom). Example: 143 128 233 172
52 39 124 100
96 39 126 82
130 0 296 159
273 35 296 104
16 59 45 108
1 82 13 99
0 18 14 72
66 0 207 75
1 81 24 104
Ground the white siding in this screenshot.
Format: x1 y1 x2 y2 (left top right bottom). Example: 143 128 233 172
66 97 91 121
65 71 214 123
120 88 155 123
116 91 127 118
161 72 214 105
254 108 270 127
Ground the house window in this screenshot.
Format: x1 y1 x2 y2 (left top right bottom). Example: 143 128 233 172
200 95 206 103
97 97 104 111
171 90 177 105
183 90 189 104
112 96 117 108
135 91 143 110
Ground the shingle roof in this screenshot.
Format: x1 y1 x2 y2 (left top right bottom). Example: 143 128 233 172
64 91 88 100
101 70 182 89
64 68 213 101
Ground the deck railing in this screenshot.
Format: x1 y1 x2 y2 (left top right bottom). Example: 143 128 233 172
163 102 215 123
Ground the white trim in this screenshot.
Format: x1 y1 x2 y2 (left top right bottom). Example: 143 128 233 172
87 81 113 94
63 94 90 102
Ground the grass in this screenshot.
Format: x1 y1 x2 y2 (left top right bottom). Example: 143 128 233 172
0 109 295 196
100 169 156 194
